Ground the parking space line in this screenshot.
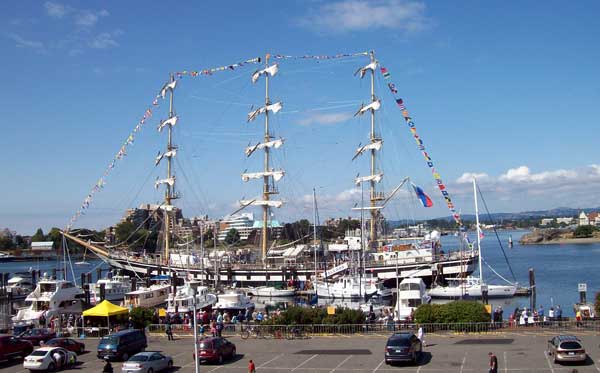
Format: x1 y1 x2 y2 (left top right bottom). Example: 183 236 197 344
372 359 384 372
459 352 467 373
291 354 317 371
258 353 284 368
543 350 555 373
503 351 507 373
330 355 352 372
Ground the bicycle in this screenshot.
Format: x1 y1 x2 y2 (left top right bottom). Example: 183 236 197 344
286 326 308 340
240 324 262 340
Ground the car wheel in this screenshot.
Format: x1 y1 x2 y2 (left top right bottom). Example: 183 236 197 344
47 362 56 372
79 346 85 354
218 354 224 364
122 352 129 361
231 347 236 358
385 360 390 365
147 369 154 373
167 360 173 369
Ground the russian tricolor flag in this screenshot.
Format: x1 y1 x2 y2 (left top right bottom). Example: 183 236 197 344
412 184 433 208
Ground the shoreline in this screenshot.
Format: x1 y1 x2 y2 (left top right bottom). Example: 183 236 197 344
521 236 600 245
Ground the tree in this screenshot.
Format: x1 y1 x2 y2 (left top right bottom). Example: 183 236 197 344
224 228 240 245
574 225 595 238
31 228 45 242
115 221 152 250
202 228 214 243
47 227 63 250
0 236 14 250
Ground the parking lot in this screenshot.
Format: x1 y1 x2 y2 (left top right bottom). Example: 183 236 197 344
2 330 600 372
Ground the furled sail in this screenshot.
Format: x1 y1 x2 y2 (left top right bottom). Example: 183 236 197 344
247 102 283 122
155 149 177 166
155 177 175 189
157 116 178 132
354 61 378 79
241 170 285 182
355 173 383 186
240 199 284 208
354 100 381 116
352 140 383 160
159 80 177 99
245 138 284 157
251 64 279 84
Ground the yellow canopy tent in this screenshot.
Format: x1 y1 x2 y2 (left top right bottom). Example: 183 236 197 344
82 300 129 331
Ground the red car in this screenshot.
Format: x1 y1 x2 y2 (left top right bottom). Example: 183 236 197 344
41 338 85 354
0 335 33 361
17 328 56 346
197 337 236 364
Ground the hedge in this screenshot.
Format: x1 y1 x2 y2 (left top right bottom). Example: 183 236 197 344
414 301 490 324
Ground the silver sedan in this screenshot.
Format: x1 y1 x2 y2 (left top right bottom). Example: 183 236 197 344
121 352 174 373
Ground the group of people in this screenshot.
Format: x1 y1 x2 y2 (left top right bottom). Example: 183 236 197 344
508 305 563 326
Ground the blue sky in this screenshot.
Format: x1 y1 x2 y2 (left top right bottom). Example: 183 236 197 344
1 0 600 234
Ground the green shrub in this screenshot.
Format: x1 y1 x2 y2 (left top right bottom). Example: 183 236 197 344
595 292 600 317
129 307 155 328
414 301 489 323
574 225 595 238
264 306 364 325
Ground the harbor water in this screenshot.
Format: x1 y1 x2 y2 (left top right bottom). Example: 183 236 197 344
0 230 597 317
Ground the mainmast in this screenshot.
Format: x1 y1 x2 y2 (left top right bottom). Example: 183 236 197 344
242 54 284 263
473 178 484 286
156 74 180 264
353 51 383 249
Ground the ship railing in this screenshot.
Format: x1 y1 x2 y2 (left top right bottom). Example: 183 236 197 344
144 319 600 337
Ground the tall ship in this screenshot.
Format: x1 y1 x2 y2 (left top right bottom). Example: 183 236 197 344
62 52 477 291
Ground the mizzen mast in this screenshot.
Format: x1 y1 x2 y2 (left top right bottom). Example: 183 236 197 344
156 73 180 263
353 51 383 248
241 54 284 263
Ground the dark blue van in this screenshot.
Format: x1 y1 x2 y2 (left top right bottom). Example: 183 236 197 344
97 329 147 361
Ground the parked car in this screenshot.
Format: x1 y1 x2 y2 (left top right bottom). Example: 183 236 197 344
547 335 587 364
97 329 147 361
197 337 236 364
41 338 85 354
0 335 33 361
17 328 56 346
384 332 422 365
23 346 77 371
121 351 174 373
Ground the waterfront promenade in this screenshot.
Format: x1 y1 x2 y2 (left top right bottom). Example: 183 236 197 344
2 329 600 372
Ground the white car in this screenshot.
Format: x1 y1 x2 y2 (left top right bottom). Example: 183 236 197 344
23 346 77 371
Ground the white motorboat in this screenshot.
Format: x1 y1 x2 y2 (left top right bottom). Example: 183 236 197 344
428 179 517 300
6 272 34 299
123 283 170 308
428 277 516 298
89 274 132 304
246 286 295 297
166 281 217 313
359 295 387 314
394 278 431 320
214 289 255 311
316 274 378 299
12 273 84 326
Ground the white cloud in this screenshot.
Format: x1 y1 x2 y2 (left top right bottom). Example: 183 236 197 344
335 188 361 202
45 2 68 18
456 172 489 184
299 0 429 33
89 30 122 49
75 9 109 27
6 33 44 50
498 165 577 183
296 112 352 126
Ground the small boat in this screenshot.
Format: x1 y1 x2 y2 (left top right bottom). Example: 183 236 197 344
166 281 217 313
124 281 170 308
316 274 378 299
6 272 35 299
394 278 431 320
508 235 513 249
428 277 516 298
247 286 295 297
214 289 255 311
89 274 132 304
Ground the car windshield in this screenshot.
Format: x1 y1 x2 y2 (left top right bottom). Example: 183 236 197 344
45 339 59 345
100 336 119 345
388 337 411 347
129 355 149 362
30 351 47 356
560 341 582 350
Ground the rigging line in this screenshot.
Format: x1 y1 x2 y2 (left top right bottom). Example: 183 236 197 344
115 164 160 213
188 95 252 106
105 205 163 248
481 257 517 286
174 156 209 215
476 182 517 282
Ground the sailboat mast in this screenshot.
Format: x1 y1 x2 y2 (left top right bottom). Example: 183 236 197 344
369 50 378 247
473 178 483 285
313 188 318 284
164 73 175 264
262 55 271 264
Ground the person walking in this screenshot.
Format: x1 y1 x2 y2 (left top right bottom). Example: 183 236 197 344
417 326 426 347
166 321 174 341
488 352 498 373
248 359 256 373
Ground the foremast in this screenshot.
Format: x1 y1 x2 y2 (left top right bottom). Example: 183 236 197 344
156 74 180 264
241 54 284 263
353 51 383 248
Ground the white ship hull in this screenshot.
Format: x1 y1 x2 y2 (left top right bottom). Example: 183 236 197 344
247 286 295 297
428 283 517 299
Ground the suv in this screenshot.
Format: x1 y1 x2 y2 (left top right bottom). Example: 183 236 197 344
385 332 422 365
547 335 587 363
97 329 147 361
0 335 33 360
197 337 236 364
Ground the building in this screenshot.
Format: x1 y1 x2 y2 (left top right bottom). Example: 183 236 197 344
556 217 574 225
218 213 255 242
540 218 555 226
121 203 183 230
578 212 589 226
252 219 283 240
30 241 55 258
588 212 600 226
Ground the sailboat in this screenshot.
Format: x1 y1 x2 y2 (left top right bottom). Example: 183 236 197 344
429 179 516 299
75 248 91 266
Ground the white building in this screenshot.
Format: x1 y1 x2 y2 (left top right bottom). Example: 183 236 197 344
556 217 574 225
540 218 554 226
30 241 55 258
218 213 255 242
579 211 590 226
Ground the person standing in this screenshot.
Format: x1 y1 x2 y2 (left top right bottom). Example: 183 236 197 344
248 359 256 373
417 326 426 347
488 352 498 373
166 321 173 341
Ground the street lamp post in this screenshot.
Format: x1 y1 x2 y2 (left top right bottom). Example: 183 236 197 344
192 289 200 373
